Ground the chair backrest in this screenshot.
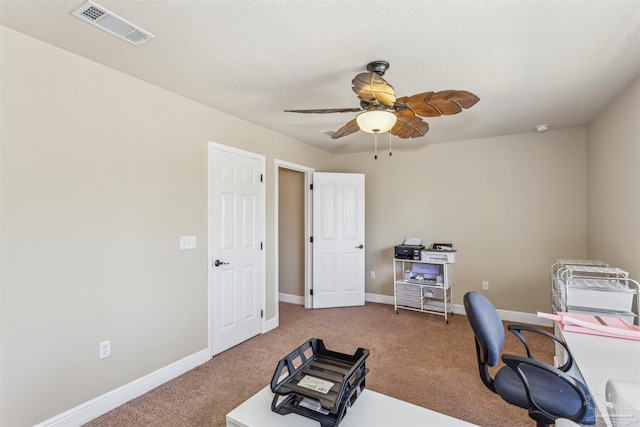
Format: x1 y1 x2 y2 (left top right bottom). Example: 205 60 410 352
464 291 506 392
464 291 505 367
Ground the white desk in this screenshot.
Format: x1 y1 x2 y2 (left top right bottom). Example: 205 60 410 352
558 327 640 427
226 386 478 427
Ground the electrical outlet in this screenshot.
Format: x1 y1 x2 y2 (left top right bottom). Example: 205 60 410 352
370 270 375 279
99 340 111 359
482 281 489 290
180 235 196 250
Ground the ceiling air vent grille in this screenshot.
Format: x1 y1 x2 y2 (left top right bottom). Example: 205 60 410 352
71 1 154 46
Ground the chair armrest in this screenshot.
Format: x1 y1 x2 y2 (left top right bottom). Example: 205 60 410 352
501 354 590 424
507 324 575 372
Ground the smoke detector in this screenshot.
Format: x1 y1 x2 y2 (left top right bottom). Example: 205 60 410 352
71 1 154 46
535 124 551 132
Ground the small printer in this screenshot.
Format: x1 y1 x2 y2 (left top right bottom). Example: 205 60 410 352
395 244 425 260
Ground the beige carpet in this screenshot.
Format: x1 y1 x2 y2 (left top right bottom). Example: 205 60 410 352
85 302 554 426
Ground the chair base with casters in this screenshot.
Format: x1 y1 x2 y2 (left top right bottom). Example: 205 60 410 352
463 291 595 427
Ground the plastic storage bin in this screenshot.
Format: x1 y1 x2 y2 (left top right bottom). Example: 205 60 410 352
270 338 370 427
551 262 639 325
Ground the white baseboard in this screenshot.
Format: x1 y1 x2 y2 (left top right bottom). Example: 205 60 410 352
279 293 304 305
34 349 210 427
280 291 551 327
496 308 553 327
280 293 398 306
364 292 553 327
365 292 394 305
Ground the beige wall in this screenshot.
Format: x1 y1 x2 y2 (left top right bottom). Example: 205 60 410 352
278 168 305 296
587 75 640 279
333 128 588 312
0 27 333 426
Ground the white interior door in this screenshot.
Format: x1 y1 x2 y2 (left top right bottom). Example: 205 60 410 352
209 143 265 356
312 172 365 308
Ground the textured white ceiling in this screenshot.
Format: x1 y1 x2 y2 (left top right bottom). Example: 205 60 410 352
2 0 639 154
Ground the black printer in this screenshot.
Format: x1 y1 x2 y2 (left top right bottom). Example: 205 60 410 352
394 244 425 260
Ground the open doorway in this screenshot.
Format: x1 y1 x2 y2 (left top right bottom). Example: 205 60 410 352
274 161 366 314
278 168 305 302
274 160 313 313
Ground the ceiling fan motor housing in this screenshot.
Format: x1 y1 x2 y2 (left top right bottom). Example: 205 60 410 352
366 60 389 76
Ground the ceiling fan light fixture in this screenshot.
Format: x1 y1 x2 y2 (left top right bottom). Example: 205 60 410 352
356 110 397 134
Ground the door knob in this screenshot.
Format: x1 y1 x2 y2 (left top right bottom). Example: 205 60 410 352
355 244 364 249
214 259 229 267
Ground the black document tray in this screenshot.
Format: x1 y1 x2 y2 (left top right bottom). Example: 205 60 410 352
270 338 369 427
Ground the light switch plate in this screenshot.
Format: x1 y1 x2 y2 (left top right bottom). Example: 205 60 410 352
180 236 196 249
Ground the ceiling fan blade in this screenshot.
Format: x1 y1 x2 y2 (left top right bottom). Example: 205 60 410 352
396 92 440 117
351 72 396 107
285 108 363 114
332 118 360 139
390 114 429 139
394 107 416 117
449 90 481 109
427 90 480 115
397 90 480 117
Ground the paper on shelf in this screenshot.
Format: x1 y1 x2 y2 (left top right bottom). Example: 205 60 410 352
297 375 334 394
404 237 422 245
538 311 640 341
299 397 330 414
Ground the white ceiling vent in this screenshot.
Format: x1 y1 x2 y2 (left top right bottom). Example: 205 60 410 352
71 1 154 46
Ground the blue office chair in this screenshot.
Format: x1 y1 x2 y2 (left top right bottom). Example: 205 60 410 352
463 291 595 427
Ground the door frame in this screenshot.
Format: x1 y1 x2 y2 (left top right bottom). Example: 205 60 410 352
274 160 314 310
208 141 266 358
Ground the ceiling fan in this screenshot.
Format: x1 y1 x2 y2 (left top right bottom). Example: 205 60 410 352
285 61 480 140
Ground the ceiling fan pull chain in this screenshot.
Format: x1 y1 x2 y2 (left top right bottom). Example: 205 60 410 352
389 132 392 156
374 132 378 160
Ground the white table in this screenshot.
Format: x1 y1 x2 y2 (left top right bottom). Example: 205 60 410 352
226 386 478 427
558 327 640 427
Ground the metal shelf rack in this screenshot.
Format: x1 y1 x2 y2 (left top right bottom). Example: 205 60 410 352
393 257 454 323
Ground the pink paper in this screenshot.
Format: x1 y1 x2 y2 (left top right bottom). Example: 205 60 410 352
538 312 640 341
